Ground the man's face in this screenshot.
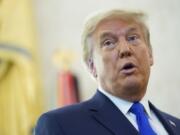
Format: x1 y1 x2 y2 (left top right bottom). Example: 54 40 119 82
90 18 153 101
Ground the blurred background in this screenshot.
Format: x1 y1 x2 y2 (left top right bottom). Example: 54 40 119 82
0 0 180 134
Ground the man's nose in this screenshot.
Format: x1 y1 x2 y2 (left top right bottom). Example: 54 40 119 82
118 40 132 58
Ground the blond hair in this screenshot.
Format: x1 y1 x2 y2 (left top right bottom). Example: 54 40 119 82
81 9 151 67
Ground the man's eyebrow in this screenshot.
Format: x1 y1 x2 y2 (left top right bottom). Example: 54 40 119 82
99 27 139 40
126 27 139 33
99 32 116 39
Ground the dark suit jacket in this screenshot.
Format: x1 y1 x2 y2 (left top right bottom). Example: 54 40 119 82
35 90 180 135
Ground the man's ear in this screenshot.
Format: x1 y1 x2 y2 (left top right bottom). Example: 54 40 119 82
149 49 154 66
88 58 97 78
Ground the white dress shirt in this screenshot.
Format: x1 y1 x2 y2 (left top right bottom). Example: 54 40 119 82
98 85 168 135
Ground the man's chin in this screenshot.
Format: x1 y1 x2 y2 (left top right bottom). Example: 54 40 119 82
123 76 141 87
122 81 146 101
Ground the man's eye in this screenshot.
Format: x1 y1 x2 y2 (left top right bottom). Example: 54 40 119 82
127 35 138 41
103 40 115 46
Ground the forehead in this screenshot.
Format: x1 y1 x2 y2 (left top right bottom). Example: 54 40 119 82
93 18 143 38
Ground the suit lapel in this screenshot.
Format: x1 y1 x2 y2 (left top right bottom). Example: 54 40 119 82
87 91 179 135
149 102 177 135
87 90 138 135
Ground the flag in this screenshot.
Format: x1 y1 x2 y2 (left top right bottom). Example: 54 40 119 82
0 0 44 135
58 70 79 107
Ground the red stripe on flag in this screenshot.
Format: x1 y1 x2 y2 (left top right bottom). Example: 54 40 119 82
58 71 79 107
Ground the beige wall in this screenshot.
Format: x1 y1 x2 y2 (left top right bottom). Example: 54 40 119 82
33 0 180 117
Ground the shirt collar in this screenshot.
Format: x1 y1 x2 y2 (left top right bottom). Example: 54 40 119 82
140 95 152 118
98 85 133 115
98 85 152 118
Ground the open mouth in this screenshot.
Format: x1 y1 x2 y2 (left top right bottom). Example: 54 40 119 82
121 62 136 75
122 63 135 70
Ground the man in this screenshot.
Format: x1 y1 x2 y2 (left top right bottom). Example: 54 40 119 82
35 9 180 135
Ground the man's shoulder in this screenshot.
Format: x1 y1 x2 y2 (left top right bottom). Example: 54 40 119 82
160 110 180 124
42 101 89 118
37 99 94 125
35 100 94 134
39 90 103 120
150 102 180 126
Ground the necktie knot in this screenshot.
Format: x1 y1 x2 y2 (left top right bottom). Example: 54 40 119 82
130 102 145 115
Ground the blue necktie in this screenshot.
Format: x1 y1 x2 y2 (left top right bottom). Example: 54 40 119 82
130 102 157 135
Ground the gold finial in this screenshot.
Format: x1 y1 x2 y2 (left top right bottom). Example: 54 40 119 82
52 48 77 71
